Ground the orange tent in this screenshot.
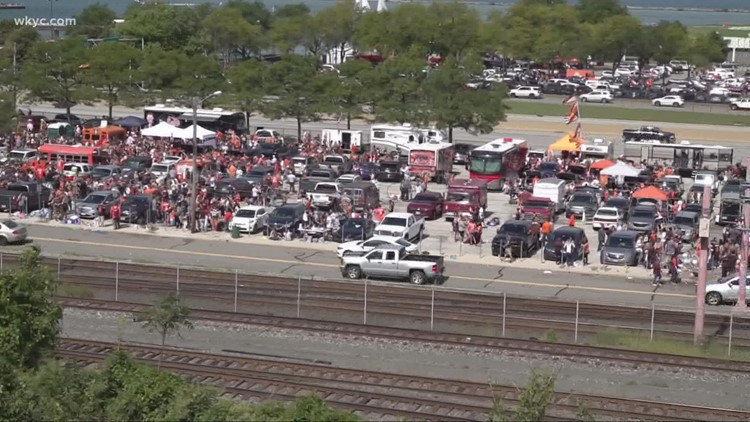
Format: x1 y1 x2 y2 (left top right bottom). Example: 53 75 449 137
632 185 668 201
589 159 615 170
549 134 583 152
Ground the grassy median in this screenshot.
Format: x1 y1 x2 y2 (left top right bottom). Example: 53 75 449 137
506 100 750 126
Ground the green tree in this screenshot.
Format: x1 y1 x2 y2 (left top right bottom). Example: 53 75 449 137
0 247 61 369
423 57 506 144
650 21 688 65
3 26 42 63
317 0 359 64
489 370 557 422
227 59 270 122
0 20 15 45
21 37 91 116
261 55 329 140
682 31 728 74
588 15 644 70
504 2 584 62
0 92 15 133
478 11 508 56
270 10 327 57
85 42 142 118
370 54 428 125
576 0 628 24
67 4 117 39
136 47 190 95
203 6 263 63
324 60 372 129
117 4 203 51
427 2 482 59
138 293 193 346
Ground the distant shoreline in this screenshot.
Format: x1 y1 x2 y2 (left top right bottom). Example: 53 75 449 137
386 0 750 14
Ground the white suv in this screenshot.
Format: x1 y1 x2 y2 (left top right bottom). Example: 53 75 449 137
652 95 684 107
509 86 543 99
580 90 613 103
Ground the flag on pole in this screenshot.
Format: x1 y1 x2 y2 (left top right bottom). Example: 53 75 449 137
572 123 583 143
564 102 579 125
562 95 579 105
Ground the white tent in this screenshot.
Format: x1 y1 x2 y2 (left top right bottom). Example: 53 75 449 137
600 161 640 177
142 121 184 138
357 0 371 10
179 124 216 141
376 0 387 12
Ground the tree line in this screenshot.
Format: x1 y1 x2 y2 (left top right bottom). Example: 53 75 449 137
0 0 728 140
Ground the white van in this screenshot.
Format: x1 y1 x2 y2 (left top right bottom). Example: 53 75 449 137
533 178 567 213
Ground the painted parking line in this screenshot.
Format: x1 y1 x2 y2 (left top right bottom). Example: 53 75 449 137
33 237 694 299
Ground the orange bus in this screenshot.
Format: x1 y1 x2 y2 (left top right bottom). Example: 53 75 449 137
37 144 110 166
82 125 127 146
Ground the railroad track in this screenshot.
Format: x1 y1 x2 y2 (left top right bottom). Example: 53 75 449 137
60 296 750 375
57 337 750 422
4 254 747 344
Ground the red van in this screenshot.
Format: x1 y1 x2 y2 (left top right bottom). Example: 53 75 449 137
443 179 488 220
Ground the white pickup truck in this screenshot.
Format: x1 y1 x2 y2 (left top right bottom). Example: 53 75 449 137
306 182 342 208
374 212 425 241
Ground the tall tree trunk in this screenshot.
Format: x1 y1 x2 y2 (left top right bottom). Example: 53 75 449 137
346 112 351 130
108 99 113 120
448 126 453 143
297 117 302 141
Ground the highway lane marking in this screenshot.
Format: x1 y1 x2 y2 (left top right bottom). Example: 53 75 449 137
34 237 694 299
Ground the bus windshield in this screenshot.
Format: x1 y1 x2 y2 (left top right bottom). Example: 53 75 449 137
470 157 501 174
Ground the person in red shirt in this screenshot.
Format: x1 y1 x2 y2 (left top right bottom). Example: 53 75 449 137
224 209 233 232
568 214 576 227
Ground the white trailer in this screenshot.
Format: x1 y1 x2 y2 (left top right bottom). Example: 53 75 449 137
321 129 366 153
533 177 567 213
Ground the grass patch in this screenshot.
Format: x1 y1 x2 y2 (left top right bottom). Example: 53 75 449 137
58 283 95 299
593 328 750 361
543 329 559 343
506 100 750 126
687 25 750 38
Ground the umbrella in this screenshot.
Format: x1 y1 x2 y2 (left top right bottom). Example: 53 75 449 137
589 159 615 170
549 134 582 152
632 185 668 201
112 115 147 128
600 161 640 177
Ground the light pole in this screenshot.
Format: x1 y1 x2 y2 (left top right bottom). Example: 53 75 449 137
189 90 222 233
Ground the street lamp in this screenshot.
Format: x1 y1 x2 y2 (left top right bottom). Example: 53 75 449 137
189 90 222 233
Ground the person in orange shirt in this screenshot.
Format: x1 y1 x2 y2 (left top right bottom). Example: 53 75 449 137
228 164 237 178
541 219 553 246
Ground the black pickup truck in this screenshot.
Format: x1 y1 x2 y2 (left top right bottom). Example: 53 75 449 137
491 220 540 258
0 182 51 213
299 168 337 193
621 126 676 143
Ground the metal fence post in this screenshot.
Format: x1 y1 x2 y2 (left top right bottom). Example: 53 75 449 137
439 236 443 255
296 275 301 318
115 261 119 302
57 256 61 280
650 303 655 342
430 288 435 331
1 253 4 272
728 312 734 357
502 292 506 337
234 270 238 313
176 265 180 295
573 300 580 343
363 278 368 325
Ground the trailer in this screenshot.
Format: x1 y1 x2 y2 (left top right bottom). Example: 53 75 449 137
408 143 454 183
623 141 734 177
321 129 367 153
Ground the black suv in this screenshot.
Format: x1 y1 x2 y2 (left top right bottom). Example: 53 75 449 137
120 194 155 225
266 204 305 236
491 220 540 258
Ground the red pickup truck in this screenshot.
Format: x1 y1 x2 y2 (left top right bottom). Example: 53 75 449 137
520 195 556 222
443 179 487 220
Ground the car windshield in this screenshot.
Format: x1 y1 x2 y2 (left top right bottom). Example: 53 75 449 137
92 168 111 177
606 236 635 248
83 194 108 203
380 163 400 170
539 163 558 171
499 224 527 235
235 209 256 218
446 192 471 202
8 152 28 160
324 157 344 164
597 208 618 216
413 194 439 203
272 208 296 219
127 198 149 205
673 216 694 226
381 217 407 227
125 158 146 169
723 184 740 193
249 169 268 177
292 158 307 165
315 185 338 193
570 194 594 204
2 220 18 229
632 209 655 218
606 199 628 207
151 165 168 173
524 200 549 208
395 238 412 247
310 171 331 178
64 165 85 172
344 220 365 229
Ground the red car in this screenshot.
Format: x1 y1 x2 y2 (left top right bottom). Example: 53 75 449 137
407 191 444 220
520 195 556 222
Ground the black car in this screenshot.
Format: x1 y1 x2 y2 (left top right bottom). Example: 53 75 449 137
376 160 403 182
543 227 587 261
214 177 254 199
244 166 274 187
332 218 376 242
491 220 539 258
266 203 305 236
120 194 155 224
538 162 560 178
54 113 83 125
123 156 153 173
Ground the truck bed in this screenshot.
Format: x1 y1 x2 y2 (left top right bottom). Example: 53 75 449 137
402 254 443 264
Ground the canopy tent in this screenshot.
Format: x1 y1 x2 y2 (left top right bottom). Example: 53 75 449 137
112 115 147 128
376 0 387 12
632 185 668 201
549 134 582 152
178 124 216 141
589 159 615 170
142 121 184 138
600 161 640 177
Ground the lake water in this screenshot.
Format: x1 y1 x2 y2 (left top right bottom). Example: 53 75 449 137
5 0 750 26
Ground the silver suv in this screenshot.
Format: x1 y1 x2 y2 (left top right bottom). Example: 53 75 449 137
705 276 750 306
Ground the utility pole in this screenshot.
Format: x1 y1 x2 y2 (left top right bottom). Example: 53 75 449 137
736 205 750 310
189 90 222 233
11 43 17 110
694 184 712 344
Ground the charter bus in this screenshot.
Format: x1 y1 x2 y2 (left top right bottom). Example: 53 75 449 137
143 105 247 134
469 138 528 190
623 141 734 177
37 144 110 166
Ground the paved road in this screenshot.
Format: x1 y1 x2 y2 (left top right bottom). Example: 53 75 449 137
25 224 698 311
511 94 739 114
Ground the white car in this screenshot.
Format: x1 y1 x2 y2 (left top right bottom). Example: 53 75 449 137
599 70 614 78
614 67 634 77
149 162 175 177
592 207 624 230
652 95 684 107
336 174 361 185
229 205 271 233
509 86 543 99
705 275 750 306
161 155 183 165
580 90 613 103
63 163 93 178
336 236 418 258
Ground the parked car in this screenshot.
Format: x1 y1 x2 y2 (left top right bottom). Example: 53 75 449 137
374 212 425 241
244 165 275 187
266 203 306 236
406 191 444 220
600 230 640 266
354 162 379 180
592 206 625 230
336 174 361 185
705 275 750 305
580 90 613 103
542 227 588 262
214 177 255 199
228 205 271 233
652 95 684 107
604 197 631 220
340 244 444 285
453 143 475 165
491 220 539 258
628 204 662 232
62 163 93 179
123 156 152 173
149 162 175 178
0 219 27 245
92 165 123 180
336 235 417 257
565 192 598 219
376 160 403 182
670 210 700 240
76 190 120 219
332 218 378 242
120 194 155 225
509 86 543 99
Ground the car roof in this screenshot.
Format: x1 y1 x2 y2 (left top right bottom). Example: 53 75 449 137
385 212 414 218
277 203 305 210
553 227 584 235
238 205 265 211
502 220 533 228
250 166 274 172
609 230 639 239
344 181 377 188
95 164 120 169
89 190 114 196
676 211 700 218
